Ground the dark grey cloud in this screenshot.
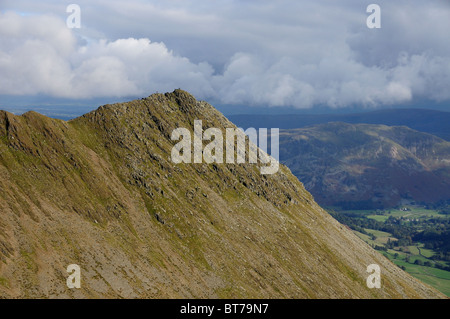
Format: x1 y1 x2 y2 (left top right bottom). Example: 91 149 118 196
0 0 449 108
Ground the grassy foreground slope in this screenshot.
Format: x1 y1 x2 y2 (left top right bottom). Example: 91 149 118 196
0 90 445 298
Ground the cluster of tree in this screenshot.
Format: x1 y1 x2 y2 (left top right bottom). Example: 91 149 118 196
413 228 450 253
434 262 450 272
431 252 450 262
420 200 450 215
373 245 387 251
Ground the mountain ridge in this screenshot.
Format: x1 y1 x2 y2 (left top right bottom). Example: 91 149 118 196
0 90 445 298
228 108 450 141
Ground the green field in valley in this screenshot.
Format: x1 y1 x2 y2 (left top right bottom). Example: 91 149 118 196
383 251 450 297
330 205 450 297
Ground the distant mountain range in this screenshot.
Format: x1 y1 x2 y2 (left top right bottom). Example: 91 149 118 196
229 108 450 141
279 122 450 209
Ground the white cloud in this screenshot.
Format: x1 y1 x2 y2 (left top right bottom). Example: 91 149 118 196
0 12 214 98
0 0 450 108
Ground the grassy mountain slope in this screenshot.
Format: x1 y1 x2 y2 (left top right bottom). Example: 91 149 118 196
280 122 450 209
0 90 444 298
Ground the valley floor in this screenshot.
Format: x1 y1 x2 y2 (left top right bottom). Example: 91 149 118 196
327 205 450 297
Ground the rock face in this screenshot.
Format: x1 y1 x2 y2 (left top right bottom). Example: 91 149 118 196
280 122 450 209
0 90 445 298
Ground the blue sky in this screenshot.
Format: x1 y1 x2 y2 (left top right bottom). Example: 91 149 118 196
1 0 450 115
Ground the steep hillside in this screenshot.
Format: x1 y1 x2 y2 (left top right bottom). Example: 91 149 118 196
280 122 450 209
0 90 444 298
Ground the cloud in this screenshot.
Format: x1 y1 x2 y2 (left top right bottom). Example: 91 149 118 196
0 17 218 99
0 0 450 108
0 12 216 99
69 37 215 98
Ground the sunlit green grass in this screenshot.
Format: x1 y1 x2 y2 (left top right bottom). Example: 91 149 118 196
383 251 450 297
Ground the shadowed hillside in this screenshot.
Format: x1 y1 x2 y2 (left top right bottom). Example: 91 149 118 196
279 122 450 209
